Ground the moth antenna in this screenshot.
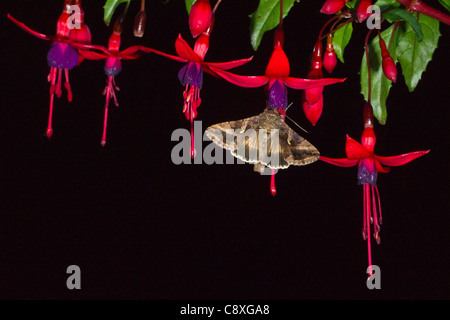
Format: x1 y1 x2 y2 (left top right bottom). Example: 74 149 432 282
283 106 309 134
284 114 309 134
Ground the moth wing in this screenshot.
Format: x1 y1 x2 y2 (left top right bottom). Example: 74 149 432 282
205 114 261 164
280 124 320 166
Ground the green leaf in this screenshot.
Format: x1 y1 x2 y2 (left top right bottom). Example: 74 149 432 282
374 0 401 12
345 0 358 9
439 0 450 12
360 25 399 124
185 0 196 14
249 0 299 51
383 8 423 41
332 22 353 63
396 14 441 92
103 0 132 26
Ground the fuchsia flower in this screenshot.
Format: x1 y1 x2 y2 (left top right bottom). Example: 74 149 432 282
141 22 253 157
210 41 345 113
320 104 429 274
8 0 109 138
77 17 143 146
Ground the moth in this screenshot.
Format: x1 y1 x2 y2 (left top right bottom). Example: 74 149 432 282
205 108 320 173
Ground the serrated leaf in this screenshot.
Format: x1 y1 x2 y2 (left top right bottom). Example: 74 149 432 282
249 0 299 51
185 0 196 14
439 0 450 12
104 0 132 26
396 14 440 92
360 25 398 124
383 8 423 41
333 22 353 63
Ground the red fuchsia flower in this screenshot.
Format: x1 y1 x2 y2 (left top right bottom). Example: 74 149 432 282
320 104 429 275
379 37 397 83
210 41 345 113
8 0 108 138
324 34 337 74
189 0 212 38
140 22 253 157
302 40 325 126
320 0 350 14
357 0 373 23
77 17 143 146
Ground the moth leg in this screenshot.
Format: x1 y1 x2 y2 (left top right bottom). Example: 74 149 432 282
287 129 293 145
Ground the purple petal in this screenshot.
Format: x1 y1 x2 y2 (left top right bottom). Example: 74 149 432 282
104 57 122 76
267 80 287 109
178 62 203 89
47 42 79 70
357 158 378 186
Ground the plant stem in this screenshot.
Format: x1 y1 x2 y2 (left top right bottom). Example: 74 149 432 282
318 15 341 41
388 21 401 49
396 0 450 25
364 28 375 104
279 0 284 28
321 17 354 41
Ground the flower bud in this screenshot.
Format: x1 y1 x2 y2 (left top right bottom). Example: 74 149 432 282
324 34 337 73
379 38 397 82
357 0 372 23
382 55 397 82
320 0 349 15
189 0 212 38
134 10 146 37
305 41 324 105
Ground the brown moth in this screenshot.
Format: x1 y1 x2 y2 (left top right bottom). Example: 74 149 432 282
205 108 320 173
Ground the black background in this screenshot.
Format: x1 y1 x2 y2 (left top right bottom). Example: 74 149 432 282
0 0 448 300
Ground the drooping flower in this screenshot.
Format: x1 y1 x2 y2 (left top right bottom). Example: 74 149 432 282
140 23 253 157
320 104 429 274
210 42 345 111
8 1 108 138
77 16 143 146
